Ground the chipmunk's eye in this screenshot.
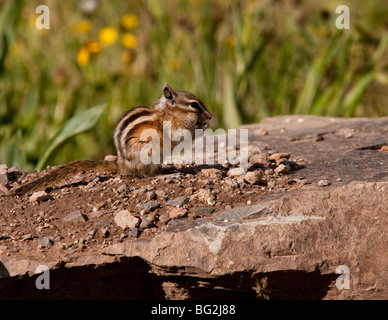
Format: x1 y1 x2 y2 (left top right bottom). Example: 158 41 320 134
190 102 200 110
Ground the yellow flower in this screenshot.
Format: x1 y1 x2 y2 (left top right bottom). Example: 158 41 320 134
71 20 92 34
120 14 139 30
77 46 89 66
87 40 100 53
121 33 138 49
99 27 118 46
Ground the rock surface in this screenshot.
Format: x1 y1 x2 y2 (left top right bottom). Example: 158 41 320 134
0 115 387 300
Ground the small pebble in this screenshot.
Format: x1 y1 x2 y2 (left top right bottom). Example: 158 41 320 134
169 207 187 219
100 227 110 238
244 171 262 185
158 214 171 225
139 214 155 229
227 167 245 176
318 179 330 187
129 227 139 238
207 198 216 206
138 200 160 211
63 210 87 222
201 168 222 177
38 237 51 248
274 164 290 175
117 184 127 194
155 190 168 201
269 153 290 161
29 191 52 203
267 180 276 189
114 210 139 229
166 196 189 208
104 154 117 162
145 190 157 201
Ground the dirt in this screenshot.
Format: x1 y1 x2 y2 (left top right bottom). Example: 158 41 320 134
0 151 305 265
1 115 388 299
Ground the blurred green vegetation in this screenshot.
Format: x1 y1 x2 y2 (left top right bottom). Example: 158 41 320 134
0 0 387 171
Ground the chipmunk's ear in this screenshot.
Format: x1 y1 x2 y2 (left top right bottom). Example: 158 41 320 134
162 83 175 105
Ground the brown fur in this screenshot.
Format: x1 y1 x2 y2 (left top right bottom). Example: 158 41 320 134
9 160 119 196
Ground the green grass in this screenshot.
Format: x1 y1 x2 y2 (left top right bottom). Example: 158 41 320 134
0 0 387 171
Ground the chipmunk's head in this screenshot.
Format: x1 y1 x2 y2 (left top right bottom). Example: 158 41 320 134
160 83 212 130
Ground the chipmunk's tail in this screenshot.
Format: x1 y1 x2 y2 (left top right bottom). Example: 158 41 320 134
9 160 119 197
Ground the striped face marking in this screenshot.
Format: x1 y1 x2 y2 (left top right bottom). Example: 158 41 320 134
162 84 212 126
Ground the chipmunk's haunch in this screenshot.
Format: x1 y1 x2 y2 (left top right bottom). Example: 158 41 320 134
10 84 212 196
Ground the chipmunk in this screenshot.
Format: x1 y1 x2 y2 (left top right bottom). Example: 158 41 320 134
10 84 212 196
